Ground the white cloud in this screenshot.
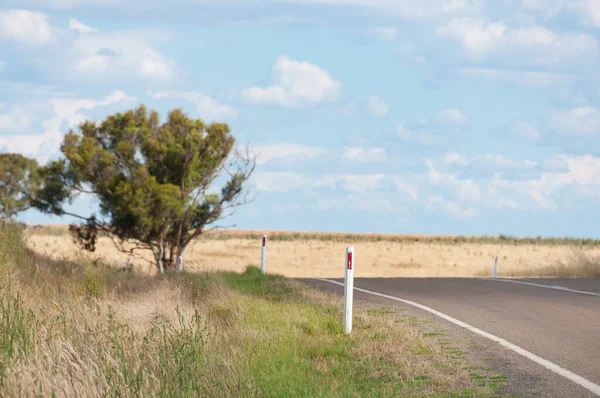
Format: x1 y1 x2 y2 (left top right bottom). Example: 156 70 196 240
522 0 600 27
252 143 328 165
397 123 437 145
254 171 307 192
342 146 386 162
150 91 236 120
426 158 481 201
444 152 469 166
76 54 109 72
367 96 390 116
0 91 134 160
0 106 31 132
138 50 173 79
367 26 397 40
71 30 175 81
514 121 541 142
392 177 418 200
427 196 478 218
280 0 483 19
435 108 468 125
486 154 600 210
69 18 98 34
341 174 385 192
26 0 120 5
437 18 598 67
588 0 600 26
444 152 537 170
460 68 571 88
242 56 340 107
196 96 237 120
0 9 54 46
397 108 468 146
550 107 600 136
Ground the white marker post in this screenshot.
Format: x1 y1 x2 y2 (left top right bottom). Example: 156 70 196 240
344 246 354 334
260 235 267 274
492 256 498 279
176 255 183 273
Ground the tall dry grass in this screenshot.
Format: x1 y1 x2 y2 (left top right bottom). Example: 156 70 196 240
495 248 600 278
0 224 499 397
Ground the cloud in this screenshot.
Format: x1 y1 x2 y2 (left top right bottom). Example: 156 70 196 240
484 154 600 210
461 68 571 88
280 0 483 19
196 96 237 120
340 174 385 192
391 177 418 200
242 56 341 107
444 153 538 175
427 196 478 218
435 108 467 125
342 146 386 162
138 50 173 79
426 158 481 201
150 91 236 120
550 107 600 136
0 106 31 132
252 143 328 165
514 121 541 142
366 26 397 40
521 0 600 27
71 30 175 81
367 96 389 116
69 18 98 34
0 91 135 161
253 171 307 192
437 18 598 68
397 123 437 145
397 108 469 146
0 9 54 46
23 0 120 6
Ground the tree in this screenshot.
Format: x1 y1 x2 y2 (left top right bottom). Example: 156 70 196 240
0 153 40 223
34 106 255 273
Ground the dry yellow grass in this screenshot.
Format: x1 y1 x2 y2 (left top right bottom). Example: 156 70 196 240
2 224 499 397
26 227 600 278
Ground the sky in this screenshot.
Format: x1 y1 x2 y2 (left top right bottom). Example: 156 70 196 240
1 0 600 238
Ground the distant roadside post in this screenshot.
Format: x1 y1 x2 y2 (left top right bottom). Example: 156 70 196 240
344 246 354 334
177 255 183 273
492 256 498 278
261 235 267 274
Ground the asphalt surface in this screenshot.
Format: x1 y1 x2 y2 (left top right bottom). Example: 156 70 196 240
309 277 600 397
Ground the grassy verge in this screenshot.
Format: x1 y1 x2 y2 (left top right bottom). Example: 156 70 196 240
3 224 504 397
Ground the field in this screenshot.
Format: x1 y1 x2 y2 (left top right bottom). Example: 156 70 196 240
0 224 508 397
28 226 600 278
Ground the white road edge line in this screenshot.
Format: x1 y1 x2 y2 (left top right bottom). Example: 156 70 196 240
315 278 600 396
482 278 600 297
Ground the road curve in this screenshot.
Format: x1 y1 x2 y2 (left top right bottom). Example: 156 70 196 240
310 278 600 396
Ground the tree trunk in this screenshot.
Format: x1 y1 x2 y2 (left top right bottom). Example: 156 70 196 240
153 245 165 274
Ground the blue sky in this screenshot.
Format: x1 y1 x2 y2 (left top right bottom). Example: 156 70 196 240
1 0 600 237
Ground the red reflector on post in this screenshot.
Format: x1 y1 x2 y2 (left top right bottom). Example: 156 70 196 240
262 236 266 247
347 252 353 270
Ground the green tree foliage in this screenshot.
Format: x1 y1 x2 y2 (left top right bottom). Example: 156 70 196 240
0 153 40 223
34 106 255 273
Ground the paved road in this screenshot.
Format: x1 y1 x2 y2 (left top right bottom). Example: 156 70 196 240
310 277 600 396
